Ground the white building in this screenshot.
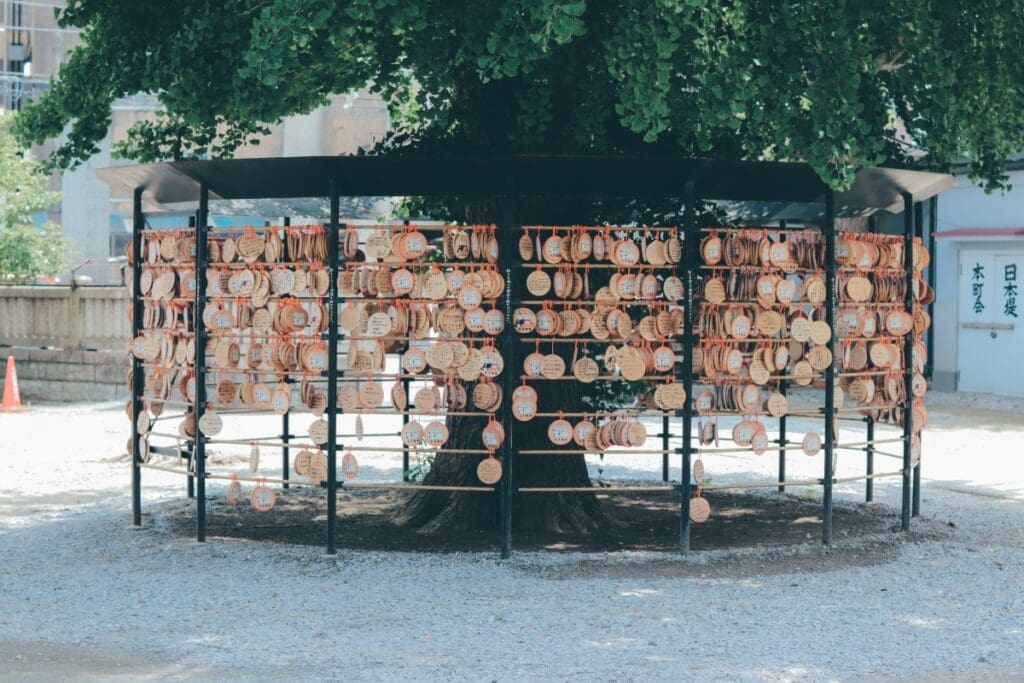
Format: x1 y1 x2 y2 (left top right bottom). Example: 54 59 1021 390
932 168 1024 397
70 92 389 283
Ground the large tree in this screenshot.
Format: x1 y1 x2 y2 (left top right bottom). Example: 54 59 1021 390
17 1 1024 532
17 1 1024 189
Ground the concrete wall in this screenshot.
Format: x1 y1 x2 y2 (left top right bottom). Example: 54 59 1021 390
0 286 129 350
0 346 128 403
0 286 129 402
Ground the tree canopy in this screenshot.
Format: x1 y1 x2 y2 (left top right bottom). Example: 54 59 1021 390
15 1 1024 190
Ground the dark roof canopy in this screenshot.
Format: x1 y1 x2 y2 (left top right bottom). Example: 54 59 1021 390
98 155 955 217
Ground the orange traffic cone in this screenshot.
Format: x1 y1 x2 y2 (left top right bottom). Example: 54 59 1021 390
2 355 22 411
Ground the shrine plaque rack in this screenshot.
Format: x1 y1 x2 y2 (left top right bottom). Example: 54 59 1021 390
108 155 952 557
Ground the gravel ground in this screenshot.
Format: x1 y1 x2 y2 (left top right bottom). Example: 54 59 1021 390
1 395 1023 681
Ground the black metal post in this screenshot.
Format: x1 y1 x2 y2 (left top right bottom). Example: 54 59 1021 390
186 215 196 500
326 190 340 554
282 217 291 489
900 193 914 531
679 185 696 553
822 190 836 546
864 216 875 504
865 416 874 502
925 197 937 380
499 198 518 559
914 198 936 519
130 186 144 526
661 415 670 482
913 433 922 517
777 220 788 494
194 185 210 542
401 377 411 482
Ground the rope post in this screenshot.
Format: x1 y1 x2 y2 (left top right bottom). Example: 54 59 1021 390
822 189 836 546
326 188 340 555
194 184 210 543
130 186 145 526
901 192 914 530
679 183 697 553
499 195 518 559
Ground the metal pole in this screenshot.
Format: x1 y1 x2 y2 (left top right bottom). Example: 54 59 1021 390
900 192 914 531
777 379 787 493
777 220 787 494
186 214 196 500
913 434 922 517
926 197 937 380
864 215 875 504
326 190 340 554
912 200 923 518
865 416 874 502
822 190 836 546
661 415 670 482
130 186 144 526
194 185 210 542
499 197 518 559
679 184 696 553
281 217 291 489
401 377 411 482
914 197 936 519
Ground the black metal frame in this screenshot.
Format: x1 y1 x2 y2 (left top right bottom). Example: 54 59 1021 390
822 191 837 544
194 186 210 542
281 216 292 491
326 188 341 553
901 193 916 530
498 197 518 559
678 185 697 552
124 155 938 556
130 187 144 527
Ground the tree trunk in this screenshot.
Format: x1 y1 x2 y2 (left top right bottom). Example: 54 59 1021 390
393 196 614 535
393 381 609 534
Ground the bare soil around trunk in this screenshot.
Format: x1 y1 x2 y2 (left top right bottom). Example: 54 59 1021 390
159 487 894 554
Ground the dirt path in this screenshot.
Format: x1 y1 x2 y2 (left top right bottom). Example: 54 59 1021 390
1 397 1022 681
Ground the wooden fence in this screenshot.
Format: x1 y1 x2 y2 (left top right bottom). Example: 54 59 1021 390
0 286 128 351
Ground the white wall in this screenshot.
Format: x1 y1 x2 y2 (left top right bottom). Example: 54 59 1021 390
933 171 1024 392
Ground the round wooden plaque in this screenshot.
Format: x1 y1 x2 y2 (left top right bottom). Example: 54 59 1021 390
477 457 503 485
689 497 711 523
802 432 822 456
308 418 329 445
250 484 277 512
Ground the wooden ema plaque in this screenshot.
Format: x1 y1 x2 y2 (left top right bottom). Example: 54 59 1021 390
477 456 502 485
126 218 933 552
